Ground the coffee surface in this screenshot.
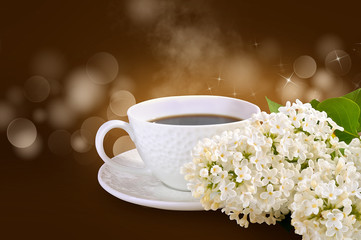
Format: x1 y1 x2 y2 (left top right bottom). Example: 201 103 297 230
150 114 242 125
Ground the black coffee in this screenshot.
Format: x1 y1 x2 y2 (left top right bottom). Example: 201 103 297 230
150 114 242 125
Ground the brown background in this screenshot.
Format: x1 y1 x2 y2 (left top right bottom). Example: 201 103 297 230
1 0 361 239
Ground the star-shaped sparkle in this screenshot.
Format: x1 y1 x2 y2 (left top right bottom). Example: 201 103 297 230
279 72 296 88
353 81 361 89
328 50 348 70
249 40 260 48
215 75 224 86
232 87 238 97
206 83 213 94
353 43 361 54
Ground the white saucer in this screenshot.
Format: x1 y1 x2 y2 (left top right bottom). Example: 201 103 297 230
98 149 203 211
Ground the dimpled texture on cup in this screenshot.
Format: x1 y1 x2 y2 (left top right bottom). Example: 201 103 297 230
131 118 247 191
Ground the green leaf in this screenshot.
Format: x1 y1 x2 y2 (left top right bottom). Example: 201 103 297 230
343 88 361 131
310 99 320 109
316 97 360 143
266 97 282 113
343 88 361 102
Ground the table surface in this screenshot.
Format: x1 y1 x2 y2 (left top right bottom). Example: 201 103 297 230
1 145 301 240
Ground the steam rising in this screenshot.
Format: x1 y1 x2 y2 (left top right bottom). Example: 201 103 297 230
126 0 162 25
143 0 261 97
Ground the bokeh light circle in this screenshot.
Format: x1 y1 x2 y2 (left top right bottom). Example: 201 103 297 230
293 55 317 79
7 118 37 148
24 75 51 102
305 88 323 102
0 101 16 130
14 136 42 160
86 52 119 85
107 106 118 120
316 35 343 59
325 50 351 76
48 78 62 95
311 69 336 92
32 108 47 123
109 90 136 117
113 135 136 156
126 0 161 24
325 80 350 99
48 130 72 155
110 75 136 94
65 69 106 114
80 116 105 145
71 130 92 153
47 99 76 128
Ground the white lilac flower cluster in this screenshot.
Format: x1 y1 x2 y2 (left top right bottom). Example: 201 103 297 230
181 100 361 239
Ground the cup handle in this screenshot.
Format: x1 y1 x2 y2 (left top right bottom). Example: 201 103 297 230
95 120 150 174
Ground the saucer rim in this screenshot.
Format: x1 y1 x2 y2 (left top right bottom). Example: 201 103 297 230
97 149 204 211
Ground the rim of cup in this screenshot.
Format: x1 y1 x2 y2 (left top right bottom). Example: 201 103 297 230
127 95 261 128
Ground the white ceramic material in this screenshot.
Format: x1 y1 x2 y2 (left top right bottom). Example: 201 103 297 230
98 149 203 211
96 95 260 191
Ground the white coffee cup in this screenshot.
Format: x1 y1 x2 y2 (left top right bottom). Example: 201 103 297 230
95 95 260 191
